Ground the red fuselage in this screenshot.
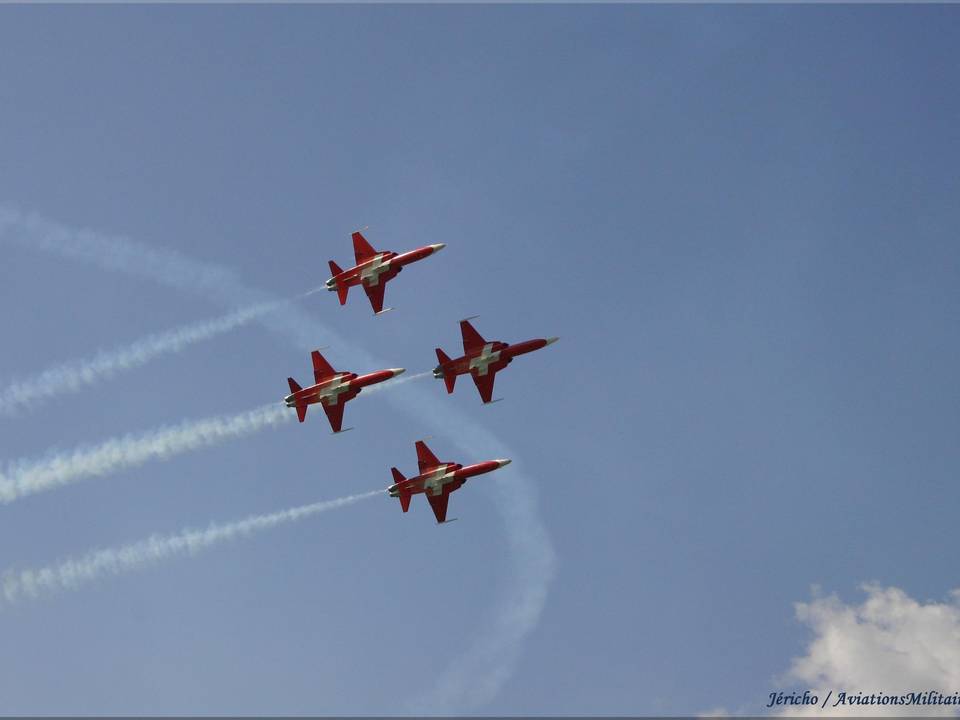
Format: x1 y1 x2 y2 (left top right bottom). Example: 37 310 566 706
388 459 510 504
284 369 399 410
325 245 444 293
387 439 511 522
433 337 555 382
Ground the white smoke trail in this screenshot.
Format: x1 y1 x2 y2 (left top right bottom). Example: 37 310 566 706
0 373 431 505
0 402 291 505
0 206 557 713
1 490 382 606
0 301 282 417
360 370 432 394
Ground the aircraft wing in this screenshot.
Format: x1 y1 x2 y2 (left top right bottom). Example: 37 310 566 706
426 488 451 524
470 368 497 404
460 319 487 354
321 398 347 433
312 350 336 383
363 281 387 314
352 231 377 265
415 440 441 473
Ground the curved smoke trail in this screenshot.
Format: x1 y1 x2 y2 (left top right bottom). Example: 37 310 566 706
0 205 557 713
1 490 382 606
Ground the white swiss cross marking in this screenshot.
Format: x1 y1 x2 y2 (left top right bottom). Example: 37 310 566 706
318 375 351 405
360 253 391 287
468 343 501 376
423 467 453 495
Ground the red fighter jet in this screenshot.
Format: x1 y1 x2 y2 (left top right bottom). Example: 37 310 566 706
284 350 405 433
387 439 511 524
325 231 445 315
433 317 559 404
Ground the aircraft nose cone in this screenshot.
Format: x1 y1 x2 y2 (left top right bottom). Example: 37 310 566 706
430 243 446 252
496 458 512 468
545 336 560 346
390 368 406 377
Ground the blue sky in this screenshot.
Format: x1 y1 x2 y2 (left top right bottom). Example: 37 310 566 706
0 6 958 716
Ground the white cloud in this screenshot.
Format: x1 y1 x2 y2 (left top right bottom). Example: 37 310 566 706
779 584 960 716
698 707 732 717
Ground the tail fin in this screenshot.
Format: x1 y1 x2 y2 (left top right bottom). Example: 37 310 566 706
435 348 456 393
391 468 411 512
328 261 349 304
287 378 307 422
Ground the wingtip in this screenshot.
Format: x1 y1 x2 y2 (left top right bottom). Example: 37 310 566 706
545 336 560 346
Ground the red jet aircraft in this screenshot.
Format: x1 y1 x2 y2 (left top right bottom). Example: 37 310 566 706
387 439 511 524
325 231 445 315
433 318 559 404
284 350 404 433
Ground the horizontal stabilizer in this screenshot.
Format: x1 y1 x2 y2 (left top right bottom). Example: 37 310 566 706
399 491 411 513
435 348 456 393
336 284 349 305
287 377 302 394
328 260 343 277
391 467 407 485
295 404 307 423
